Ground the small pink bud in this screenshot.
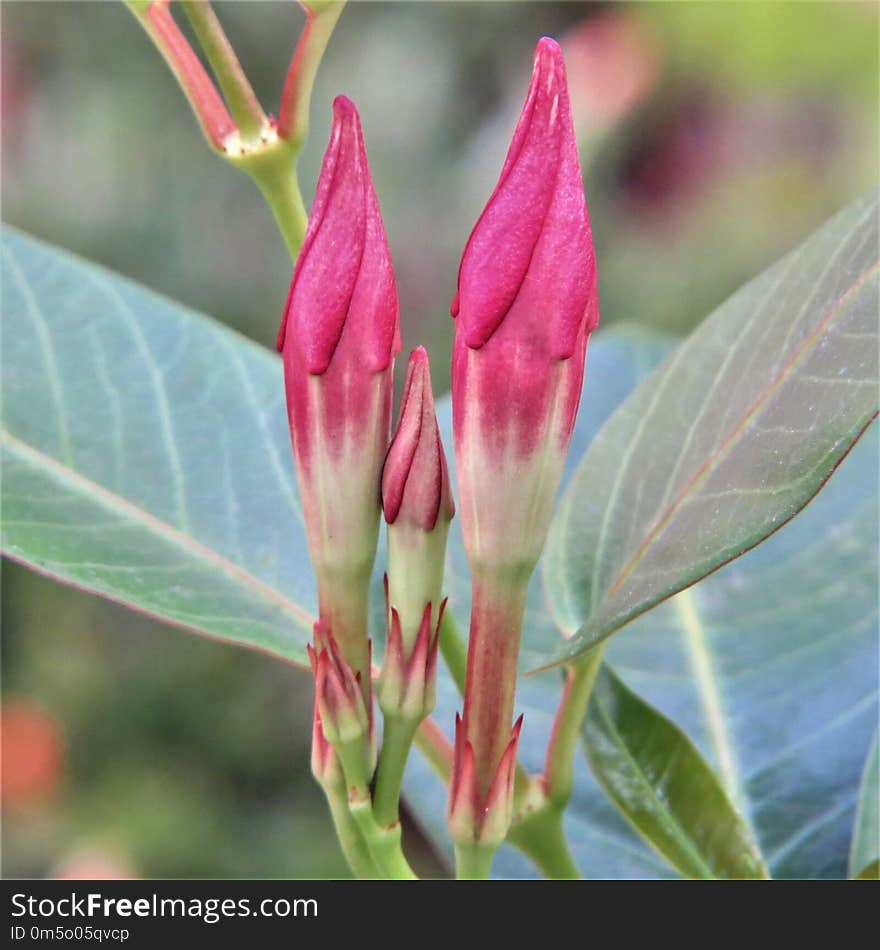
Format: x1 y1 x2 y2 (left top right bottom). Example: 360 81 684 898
280 96 400 690
382 347 455 532
447 713 523 849
451 36 598 574
379 349 454 718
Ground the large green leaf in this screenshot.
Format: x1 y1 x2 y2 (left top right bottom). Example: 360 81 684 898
1 227 315 664
849 732 879 879
582 665 768 879
543 191 879 667
406 369 878 880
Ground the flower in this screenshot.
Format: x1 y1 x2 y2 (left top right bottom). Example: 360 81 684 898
451 36 598 577
447 37 598 840
379 347 453 721
279 95 400 691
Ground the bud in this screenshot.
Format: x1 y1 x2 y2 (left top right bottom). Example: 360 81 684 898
279 95 400 693
447 714 523 855
308 622 376 796
451 36 598 577
450 38 598 814
381 348 454 654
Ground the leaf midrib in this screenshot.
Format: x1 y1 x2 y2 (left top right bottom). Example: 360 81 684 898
1 429 314 633
604 260 879 603
591 687 717 880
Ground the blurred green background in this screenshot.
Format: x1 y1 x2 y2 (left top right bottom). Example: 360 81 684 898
2 0 877 878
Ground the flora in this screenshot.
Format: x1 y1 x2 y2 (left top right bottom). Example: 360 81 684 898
2 2 877 880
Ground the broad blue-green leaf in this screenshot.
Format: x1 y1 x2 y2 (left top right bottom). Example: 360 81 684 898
543 190 879 667
582 665 768 879
1 227 315 664
849 732 879 879
407 377 878 880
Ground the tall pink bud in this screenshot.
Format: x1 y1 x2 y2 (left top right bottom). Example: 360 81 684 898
379 347 454 720
279 95 400 694
449 38 599 827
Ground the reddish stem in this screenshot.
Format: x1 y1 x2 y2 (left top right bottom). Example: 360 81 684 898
461 573 528 798
147 0 235 148
278 2 343 146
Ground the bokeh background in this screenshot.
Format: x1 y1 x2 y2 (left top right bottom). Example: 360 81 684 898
2 0 877 878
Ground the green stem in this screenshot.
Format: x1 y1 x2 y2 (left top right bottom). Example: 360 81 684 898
261 164 309 261
543 646 605 808
180 0 266 141
438 608 467 694
349 796 418 880
372 714 419 828
319 783 379 879
507 806 580 880
454 842 495 880
413 717 453 784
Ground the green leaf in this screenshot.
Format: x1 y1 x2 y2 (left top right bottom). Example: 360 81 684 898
849 732 879 879
408 389 877 879
543 190 879 667
583 665 768 879
853 860 879 880
1 227 316 665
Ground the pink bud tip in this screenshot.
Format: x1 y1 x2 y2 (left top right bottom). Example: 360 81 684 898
278 96 400 374
453 36 598 359
382 348 455 530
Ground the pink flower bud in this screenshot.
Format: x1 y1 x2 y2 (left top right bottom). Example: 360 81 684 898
379 350 454 698
382 347 455 533
451 36 598 575
449 38 598 828
280 96 400 690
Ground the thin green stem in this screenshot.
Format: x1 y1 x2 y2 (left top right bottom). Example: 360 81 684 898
181 0 266 142
349 796 418 880
438 608 467 694
228 141 308 260
372 714 419 828
507 806 580 880
454 842 495 880
413 716 453 784
319 783 379 879
543 646 605 808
